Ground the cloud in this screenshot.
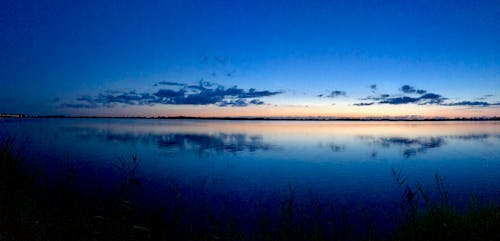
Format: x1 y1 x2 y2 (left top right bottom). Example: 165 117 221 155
76 95 96 103
378 93 446 105
155 81 186 86
475 94 494 100
442 101 500 107
400 85 427 94
319 90 346 98
249 99 265 105
61 82 282 108
218 99 249 107
353 102 375 106
59 103 97 109
420 93 447 104
238 88 283 98
328 90 346 97
155 89 185 99
400 85 415 93
361 94 390 101
369 84 377 91
354 84 500 107
379 96 419 105
94 91 159 106
355 85 498 107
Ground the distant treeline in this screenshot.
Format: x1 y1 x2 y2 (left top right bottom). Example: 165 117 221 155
3 115 500 121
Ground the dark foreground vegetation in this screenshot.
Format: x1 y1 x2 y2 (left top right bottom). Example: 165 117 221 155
1 137 499 241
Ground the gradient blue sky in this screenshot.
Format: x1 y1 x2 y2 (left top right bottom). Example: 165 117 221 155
1 0 499 117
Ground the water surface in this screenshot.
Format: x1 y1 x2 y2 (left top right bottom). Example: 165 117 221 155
1 118 499 234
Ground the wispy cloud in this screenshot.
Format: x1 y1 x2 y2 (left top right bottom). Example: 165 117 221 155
475 94 494 101
154 81 186 87
59 103 97 109
353 102 375 106
441 101 500 107
318 90 346 98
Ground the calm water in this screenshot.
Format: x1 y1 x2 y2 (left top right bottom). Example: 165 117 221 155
1 118 499 233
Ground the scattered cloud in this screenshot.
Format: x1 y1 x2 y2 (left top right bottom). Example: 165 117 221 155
361 94 390 101
475 94 494 100
218 99 249 107
59 103 97 109
249 99 265 105
369 84 377 92
441 101 500 107
155 81 186 87
328 90 346 97
61 81 282 108
379 93 446 105
318 90 346 98
354 84 498 107
353 102 375 106
400 85 427 94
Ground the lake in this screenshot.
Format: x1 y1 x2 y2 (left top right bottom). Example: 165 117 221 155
1 118 499 238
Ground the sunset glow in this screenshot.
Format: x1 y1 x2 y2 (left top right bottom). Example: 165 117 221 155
1 1 499 117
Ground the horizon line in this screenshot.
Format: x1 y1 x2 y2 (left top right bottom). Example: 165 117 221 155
2 114 499 121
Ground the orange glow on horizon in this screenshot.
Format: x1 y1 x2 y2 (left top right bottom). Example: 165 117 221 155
147 104 500 118
63 103 500 118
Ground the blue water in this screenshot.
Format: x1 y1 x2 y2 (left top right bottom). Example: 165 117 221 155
1 118 499 235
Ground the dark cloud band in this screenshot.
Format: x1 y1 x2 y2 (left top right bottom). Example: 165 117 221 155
354 85 499 107
318 90 347 98
61 81 282 108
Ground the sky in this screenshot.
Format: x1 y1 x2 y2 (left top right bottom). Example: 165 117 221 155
1 0 499 118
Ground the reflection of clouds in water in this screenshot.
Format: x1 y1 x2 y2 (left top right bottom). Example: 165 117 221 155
60 126 277 154
359 134 498 158
61 125 498 158
386 137 445 158
318 142 346 152
359 136 445 158
61 127 140 144
450 134 497 141
319 134 496 158
156 133 275 153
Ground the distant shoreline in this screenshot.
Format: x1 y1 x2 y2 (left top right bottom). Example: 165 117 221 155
1 115 499 121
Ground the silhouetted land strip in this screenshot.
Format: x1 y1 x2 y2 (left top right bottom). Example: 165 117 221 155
3 114 500 121
1 137 499 241
160 116 500 121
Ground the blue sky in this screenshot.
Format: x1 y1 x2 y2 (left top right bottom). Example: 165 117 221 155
1 0 499 117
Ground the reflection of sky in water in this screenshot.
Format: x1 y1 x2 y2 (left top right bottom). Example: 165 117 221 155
61 126 277 154
1 119 499 230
